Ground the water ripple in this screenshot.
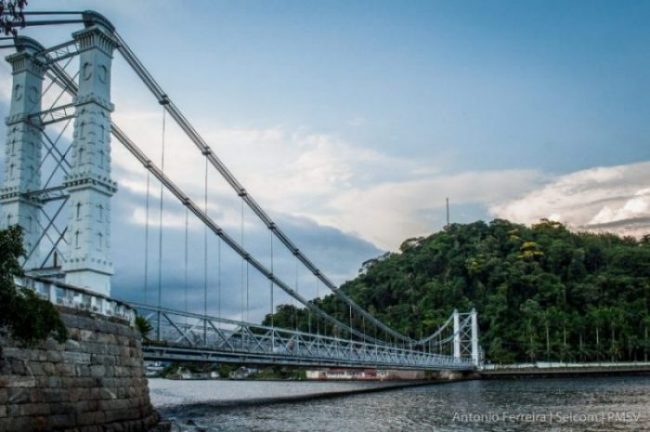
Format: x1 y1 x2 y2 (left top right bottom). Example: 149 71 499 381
163 376 650 432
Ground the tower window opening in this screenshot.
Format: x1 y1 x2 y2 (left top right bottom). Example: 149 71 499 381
78 147 85 166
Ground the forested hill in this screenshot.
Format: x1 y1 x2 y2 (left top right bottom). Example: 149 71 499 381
267 219 650 363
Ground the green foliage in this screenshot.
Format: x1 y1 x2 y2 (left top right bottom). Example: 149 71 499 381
135 315 153 339
0 226 67 344
217 363 237 378
267 219 650 364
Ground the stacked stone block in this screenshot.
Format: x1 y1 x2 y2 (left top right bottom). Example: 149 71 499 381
0 307 164 431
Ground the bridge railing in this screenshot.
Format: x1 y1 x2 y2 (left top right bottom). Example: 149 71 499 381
135 303 474 370
18 276 136 324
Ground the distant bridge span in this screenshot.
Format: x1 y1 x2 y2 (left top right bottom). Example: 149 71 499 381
136 304 476 371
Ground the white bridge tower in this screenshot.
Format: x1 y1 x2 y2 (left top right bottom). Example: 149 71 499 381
0 14 118 297
60 24 118 296
0 38 46 270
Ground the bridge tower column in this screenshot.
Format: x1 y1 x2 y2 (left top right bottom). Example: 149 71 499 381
471 308 479 366
61 24 118 296
0 38 46 270
453 309 461 360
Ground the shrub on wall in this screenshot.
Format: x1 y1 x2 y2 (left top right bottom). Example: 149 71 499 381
0 226 67 344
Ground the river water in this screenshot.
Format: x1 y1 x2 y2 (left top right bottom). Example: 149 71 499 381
162 376 650 431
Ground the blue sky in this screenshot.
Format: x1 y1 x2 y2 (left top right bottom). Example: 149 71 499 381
1 0 649 321
111 0 650 172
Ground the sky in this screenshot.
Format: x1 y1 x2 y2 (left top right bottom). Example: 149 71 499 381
1 0 649 322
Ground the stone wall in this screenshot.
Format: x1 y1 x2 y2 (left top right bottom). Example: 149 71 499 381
0 306 165 432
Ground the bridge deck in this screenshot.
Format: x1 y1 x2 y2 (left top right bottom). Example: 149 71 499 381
138 304 475 371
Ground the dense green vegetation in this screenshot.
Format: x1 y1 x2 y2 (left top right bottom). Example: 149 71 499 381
0 226 67 344
266 219 650 364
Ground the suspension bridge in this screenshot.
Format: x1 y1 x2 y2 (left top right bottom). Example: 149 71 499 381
0 10 480 372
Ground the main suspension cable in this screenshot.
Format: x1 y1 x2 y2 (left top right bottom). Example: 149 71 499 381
45 51 393 345
112 30 418 345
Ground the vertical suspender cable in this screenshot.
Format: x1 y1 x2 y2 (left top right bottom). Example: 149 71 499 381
114 33 448 346
184 207 189 317
316 279 320 336
294 260 299 330
240 199 244 321
270 229 275 349
349 304 353 355
156 108 166 341
374 321 377 345
270 230 274 322
349 304 353 342
203 156 208 344
217 236 221 320
143 172 150 305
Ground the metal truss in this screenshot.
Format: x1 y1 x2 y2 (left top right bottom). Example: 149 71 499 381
31 102 76 126
135 304 475 371
37 39 80 65
457 312 474 358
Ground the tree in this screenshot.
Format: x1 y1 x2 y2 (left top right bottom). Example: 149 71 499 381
519 299 542 361
0 0 27 36
0 226 67 344
266 219 650 364
135 315 153 340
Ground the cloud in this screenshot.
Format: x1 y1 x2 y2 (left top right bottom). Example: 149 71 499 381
110 185 381 322
110 105 546 250
324 169 545 249
491 161 650 238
